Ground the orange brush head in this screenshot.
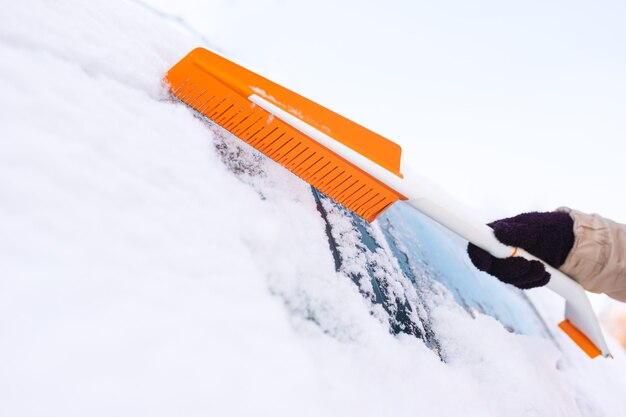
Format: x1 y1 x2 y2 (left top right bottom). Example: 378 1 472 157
165 48 405 222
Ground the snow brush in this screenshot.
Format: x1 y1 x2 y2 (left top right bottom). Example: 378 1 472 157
165 47 610 359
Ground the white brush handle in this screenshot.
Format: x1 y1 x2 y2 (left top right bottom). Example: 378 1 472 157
405 196 610 358
250 93 611 358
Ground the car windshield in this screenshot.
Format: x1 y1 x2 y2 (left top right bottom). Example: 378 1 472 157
313 188 553 356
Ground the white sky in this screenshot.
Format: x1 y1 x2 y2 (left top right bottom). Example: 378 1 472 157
150 0 626 221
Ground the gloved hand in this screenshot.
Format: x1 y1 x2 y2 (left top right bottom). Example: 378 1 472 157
467 211 575 289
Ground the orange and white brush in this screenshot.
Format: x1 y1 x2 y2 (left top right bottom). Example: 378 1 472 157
165 48 610 359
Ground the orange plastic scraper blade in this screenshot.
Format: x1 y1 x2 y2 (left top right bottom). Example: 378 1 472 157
559 319 602 358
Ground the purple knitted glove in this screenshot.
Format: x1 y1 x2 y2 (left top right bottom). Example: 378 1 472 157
467 211 575 289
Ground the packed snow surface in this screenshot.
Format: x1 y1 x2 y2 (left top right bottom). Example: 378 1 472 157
1 1 626 416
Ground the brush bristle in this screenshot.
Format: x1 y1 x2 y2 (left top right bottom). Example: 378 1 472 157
165 49 404 222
